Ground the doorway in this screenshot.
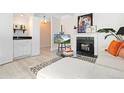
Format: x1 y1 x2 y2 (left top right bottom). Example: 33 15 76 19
40 20 51 53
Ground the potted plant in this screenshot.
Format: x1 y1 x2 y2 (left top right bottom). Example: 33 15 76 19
97 28 116 33
105 31 123 41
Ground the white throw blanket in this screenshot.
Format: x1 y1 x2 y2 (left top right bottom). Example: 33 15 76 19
37 57 124 79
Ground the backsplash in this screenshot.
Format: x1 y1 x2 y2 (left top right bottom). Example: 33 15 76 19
13 14 32 37
13 30 29 36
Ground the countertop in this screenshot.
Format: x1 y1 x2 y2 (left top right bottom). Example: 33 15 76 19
13 36 32 40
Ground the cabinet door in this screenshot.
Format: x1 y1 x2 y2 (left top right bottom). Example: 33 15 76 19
22 40 32 56
14 40 23 58
14 40 31 58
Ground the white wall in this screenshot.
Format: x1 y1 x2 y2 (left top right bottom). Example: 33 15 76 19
61 13 124 33
31 16 40 56
93 13 124 31
51 16 61 51
60 15 77 54
61 15 76 34
13 14 32 36
0 13 13 64
40 22 51 48
13 14 30 26
60 13 124 56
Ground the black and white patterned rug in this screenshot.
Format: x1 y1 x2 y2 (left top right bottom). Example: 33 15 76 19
30 57 62 75
73 55 97 64
30 56 97 75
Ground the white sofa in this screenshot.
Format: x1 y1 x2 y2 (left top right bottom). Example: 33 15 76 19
96 51 124 72
37 57 124 79
97 33 124 71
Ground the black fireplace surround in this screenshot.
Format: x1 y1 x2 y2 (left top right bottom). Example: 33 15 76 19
77 37 94 57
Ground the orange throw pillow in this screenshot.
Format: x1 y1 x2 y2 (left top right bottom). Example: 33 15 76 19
116 43 124 56
117 42 124 58
118 48 124 58
107 40 123 56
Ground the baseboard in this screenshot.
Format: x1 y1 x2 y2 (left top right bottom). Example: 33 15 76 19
0 57 13 65
13 55 32 60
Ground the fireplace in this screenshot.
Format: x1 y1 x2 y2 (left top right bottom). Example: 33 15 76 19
77 37 94 57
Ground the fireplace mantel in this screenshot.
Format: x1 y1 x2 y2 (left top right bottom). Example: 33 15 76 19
76 32 98 37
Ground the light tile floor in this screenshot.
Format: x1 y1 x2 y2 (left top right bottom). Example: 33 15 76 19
0 47 58 79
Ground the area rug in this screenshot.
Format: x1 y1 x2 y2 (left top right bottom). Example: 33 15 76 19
30 55 97 75
57 52 97 63
30 56 62 75
73 55 97 64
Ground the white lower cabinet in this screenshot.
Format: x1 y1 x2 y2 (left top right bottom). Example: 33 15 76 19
14 40 32 59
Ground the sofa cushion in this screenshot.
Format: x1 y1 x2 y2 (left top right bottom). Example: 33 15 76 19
116 43 124 55
96 51 124 71
107 40 122 56
118 48 124 58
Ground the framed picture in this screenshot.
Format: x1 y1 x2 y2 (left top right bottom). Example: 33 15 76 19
54 34 71 44
78 13 93 33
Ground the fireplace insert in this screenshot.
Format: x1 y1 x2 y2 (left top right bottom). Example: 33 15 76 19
77 37 94 57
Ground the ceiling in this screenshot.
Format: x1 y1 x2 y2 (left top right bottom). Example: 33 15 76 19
13 13 75 21
34 13 74 18
13 13 74 19
13 13 33 17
